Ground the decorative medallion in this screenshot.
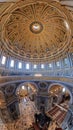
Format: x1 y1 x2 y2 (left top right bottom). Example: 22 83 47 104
39 82 48 90
30 21 43 34
5 84 16 96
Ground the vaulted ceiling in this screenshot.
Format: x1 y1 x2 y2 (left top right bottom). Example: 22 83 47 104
0 0 73 62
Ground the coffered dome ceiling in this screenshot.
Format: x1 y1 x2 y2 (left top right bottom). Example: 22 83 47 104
0 0 73 62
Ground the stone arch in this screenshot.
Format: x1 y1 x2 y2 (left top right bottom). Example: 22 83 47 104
48 82 73 104
15 81 38 97
0 90 6 108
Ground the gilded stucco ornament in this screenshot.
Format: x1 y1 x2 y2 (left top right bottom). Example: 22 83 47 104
0 0 72 62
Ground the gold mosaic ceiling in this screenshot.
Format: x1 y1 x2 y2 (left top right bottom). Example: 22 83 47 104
0 0 73 62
